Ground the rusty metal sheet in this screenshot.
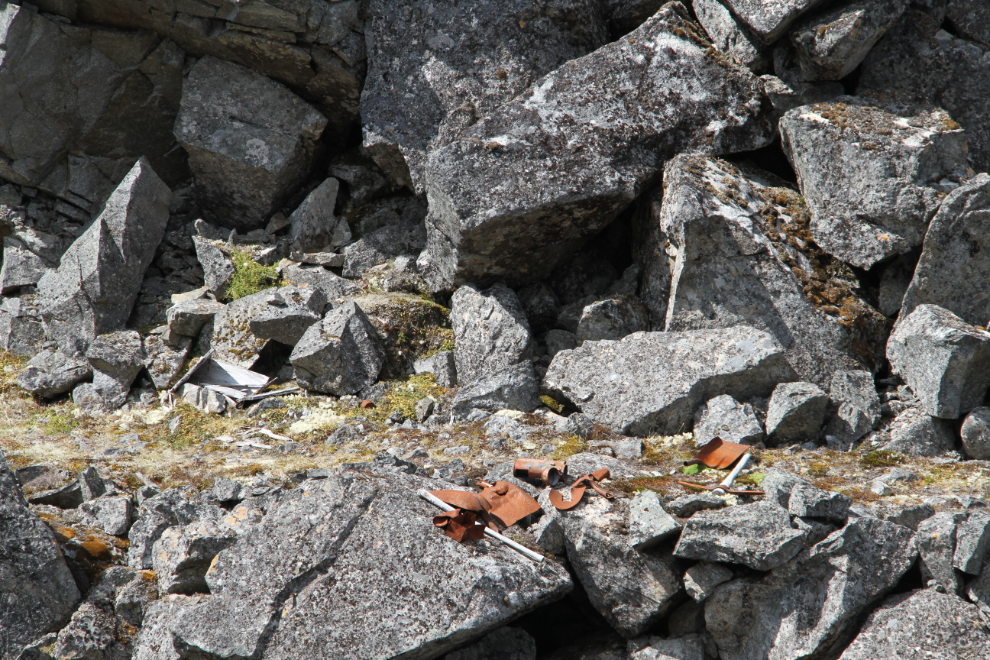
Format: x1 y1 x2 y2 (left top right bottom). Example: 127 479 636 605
479 480 542 528
549 468 614 511
686 437 750 470
433 509 486 542
513 458 568 486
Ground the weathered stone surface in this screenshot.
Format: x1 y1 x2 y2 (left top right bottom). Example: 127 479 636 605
443 627 536 660
859 16 990 172
79 496 134 537
783 101 967 269
706 518 917 660
248 285 327 346
152 469 572 659
0 449 80 660
665 493 727 518
37 158 171 356
761 467 811 509
629 634 704 660
917 511 965 594
575 295 649 343
877 253 916 318
290 301 386 395
718 0 831 43
361 0 607 193
694 0 770 72
684 562 734 603
85 330 146 409
341 221 426 279
693 395 764 447
153 517 237 595
880 502 934 531
544 326 796 436
452 363 542 417
674 503 806 571
288 178 349 253
127 487 223 570
953 509 990 575
192 237 235 299
787 484 850 521
628 490 681 550
281 263 362 301
967 556 990 615
17 349 92 398
144 333 193 390
423 2 773 290
825 370 881 446
28 466 104 509
838 589 990 660
887 305 990 419
790 1 907 80
208 289 275 370
451 283 535 385
0 235 56 294
52 602 120 660
166 298 225 338
878 405 957 457
656 155 884 388
414 351 457 388
946 0 990 47
765 381 827 445
179 383 227 415
961 406 990 460
561 496 682 638
174 56 327 230
0 295 45 357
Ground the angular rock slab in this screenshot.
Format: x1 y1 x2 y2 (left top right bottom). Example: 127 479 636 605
765 381 828 445
166 469 572 659
657 155 886 388
0 449 81 659
878 405 957 457
248 285 327 346
361 0 607 193
706 518 917 660
780 100 969 269
961 406 990 460
452 362 542 417
899 174 990 329
210 288 276 369
423 2 774 289
837 589 990 660
575 295 650 342
825 370 881 445
174 56 327 230
693 394 764 447
16 349 92 398
37 158 171 356
0 295 45 357
718 0 831 43
674 503 806 571
694 0 770 72
887 304 990 419
544 326 796 436
451 282 535 385
859 16 990 172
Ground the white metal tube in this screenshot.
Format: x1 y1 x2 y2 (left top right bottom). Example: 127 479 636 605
418 490 544 562
712 454 751 495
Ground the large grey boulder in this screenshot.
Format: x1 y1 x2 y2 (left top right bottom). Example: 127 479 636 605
953 509 990 576
706 518 917 660
789 1 907 80
341 221 426 279
281 263 362 301
37 158 171 356
887 304 990 419
544 326 796 436
657 155 885 388
917 511 965 594
127 487 224 570
787 484 850 522
451 363 542 417
878 405 957 457
717 0 831 43
674 503 807 571
153 516 238 595
780 99 969 269
693 0 770 72
290 301 386 395
899 175 990 329
85 330 147 410
761 467 810 509
825 370 881 446
961 406 990 460
561 496 682 638
146 469 572 659
692 394 764 447
360 0 607 193
837 589 990 660
451 283 535 385
0 449 81 660
16 349 92 398
248 285 327 346
859 14 990 172
423 2 774 290
166 298 226 338
174 56 327 230
765 381 828 445
0 232 58 294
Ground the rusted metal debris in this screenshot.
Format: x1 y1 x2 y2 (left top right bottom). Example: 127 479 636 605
430 480 541 530
513 458 568 486
549 468 613 511
432 509 486 542
685 437 750 469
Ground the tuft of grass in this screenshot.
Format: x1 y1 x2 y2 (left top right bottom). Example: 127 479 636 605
859 450 904 470
0 350 27 395
226 250 280 301
373 373 445 422
39 408 80 436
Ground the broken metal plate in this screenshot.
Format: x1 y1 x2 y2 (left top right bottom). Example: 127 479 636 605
431 480 541 530
686 437 750 470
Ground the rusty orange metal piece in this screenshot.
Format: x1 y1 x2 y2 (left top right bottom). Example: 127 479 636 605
360 400 375 409
430 480 541 531
685 437 750 470
513 458 568 486
549 468 613 510
433 509 486 542
676 480 764 496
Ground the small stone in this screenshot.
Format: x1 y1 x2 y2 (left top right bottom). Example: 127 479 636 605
78 496 134 536
683 562 734 603
451 283 535 385
212 479 246 504
193 237 235 298
765 382 828 446
628 490 681 550
613 438 643 460
870 479 894 496
961 406 990 460
787 484 851 522
415 398 435 423
575 295 650 342
693 395 764 447
666 493 727 518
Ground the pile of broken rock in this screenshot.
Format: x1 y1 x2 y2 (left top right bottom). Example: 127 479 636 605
3 0 990 657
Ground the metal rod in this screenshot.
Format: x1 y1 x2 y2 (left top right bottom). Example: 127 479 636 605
712 454 751 496
418 490 544 563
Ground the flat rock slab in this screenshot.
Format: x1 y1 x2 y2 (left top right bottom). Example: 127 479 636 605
543 325 796 436
674 503 807 571
148 469 572 660
706 518 918 660
423 1 773 289
780 99 969 269
837 589 990 660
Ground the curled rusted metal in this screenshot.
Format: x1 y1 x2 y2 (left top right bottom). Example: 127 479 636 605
431 480 541 531
513 458 568 486
685 437 750 469
549 467 613 510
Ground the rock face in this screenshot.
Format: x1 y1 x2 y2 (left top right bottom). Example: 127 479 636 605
865 8 990 168
789 1 907 80
0 449 81 660
946 0 990 47
544 326 796 436
575 295 650 342
878 405 957 457
193 237 235 298
145 469 572 660
248 285 327 347
780 99 969 269
288 178 348 253
693 395 764 447
210 289 275 369
765 382 828 445
174 56 327 230
36 158 171 356
451 283 535 385
916 512 965 595
452 363 542 416
693 0 769 72
657 155 885 388
706 518 917 660
360 0 607 193
290 301 386 395
961 406 990 460
717 0 831 43
787 484 850 522
837 589 990 660
953 509 990 576
899 174 990 329
887 304 990 419
825 370 881 446
16 349 92 398
423 2 773 290
674 503 807 571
